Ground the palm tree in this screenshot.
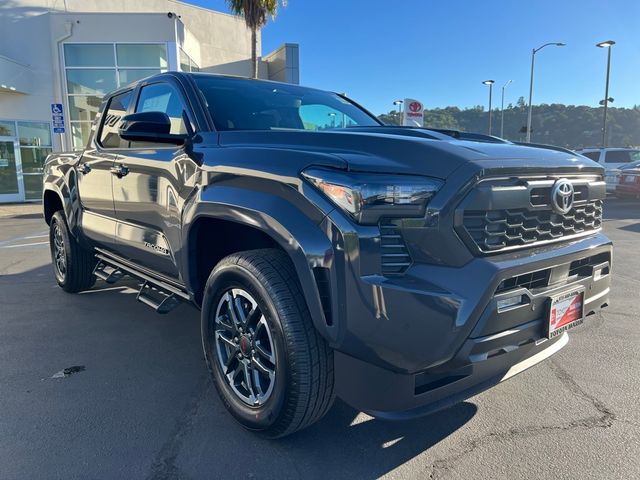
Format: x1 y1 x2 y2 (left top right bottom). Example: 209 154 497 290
225 0 287 79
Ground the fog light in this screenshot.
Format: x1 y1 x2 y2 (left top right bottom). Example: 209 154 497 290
497 295 525 312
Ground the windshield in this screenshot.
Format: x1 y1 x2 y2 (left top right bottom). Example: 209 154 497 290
625 160 640 169
629 151 640 162
194 75 381 132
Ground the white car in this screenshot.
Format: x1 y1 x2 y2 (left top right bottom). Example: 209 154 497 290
577 148 640 193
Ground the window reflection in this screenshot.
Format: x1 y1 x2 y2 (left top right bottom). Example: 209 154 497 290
64 44 115 67
18 121 51 146
16 121 53 200
66 69 117 95
116 44 168 67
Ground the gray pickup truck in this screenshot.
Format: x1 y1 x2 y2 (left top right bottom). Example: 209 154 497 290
43 72 612 437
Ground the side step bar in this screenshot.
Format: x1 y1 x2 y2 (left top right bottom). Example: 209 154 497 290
136 281 182 314
93 249 190 314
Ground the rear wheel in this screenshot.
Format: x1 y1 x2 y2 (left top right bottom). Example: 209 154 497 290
201 249 334 438
49 211 96 293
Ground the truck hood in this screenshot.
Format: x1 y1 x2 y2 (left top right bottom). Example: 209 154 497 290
216 129 603 178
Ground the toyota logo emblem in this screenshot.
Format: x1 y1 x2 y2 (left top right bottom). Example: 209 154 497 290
551 179 574 214
409 101 422 113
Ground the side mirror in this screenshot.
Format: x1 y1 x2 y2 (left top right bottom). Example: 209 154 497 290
119 111 187 145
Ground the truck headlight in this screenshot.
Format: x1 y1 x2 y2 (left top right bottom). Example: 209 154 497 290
301 167 443 224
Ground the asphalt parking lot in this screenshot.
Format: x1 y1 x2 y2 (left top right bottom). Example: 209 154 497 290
1 199 638 480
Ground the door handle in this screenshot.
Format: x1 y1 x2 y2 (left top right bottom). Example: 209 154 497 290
110 164 129 178
78 163 91 174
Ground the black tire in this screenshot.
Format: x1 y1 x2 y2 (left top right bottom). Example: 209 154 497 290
201 248 334 438
49 210 96 293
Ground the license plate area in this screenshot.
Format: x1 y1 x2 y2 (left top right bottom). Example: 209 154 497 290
547 288 585 339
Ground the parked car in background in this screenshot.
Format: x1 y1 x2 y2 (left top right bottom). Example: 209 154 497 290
577 148 640 193
615 160 640 199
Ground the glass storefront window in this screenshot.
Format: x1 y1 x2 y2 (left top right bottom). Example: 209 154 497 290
64 43 169 148
179 48 200 72
180 49 190 72
0 140 19 195
20 147 51 173
64 44 115 67
68 96 103 122
71 122 92 150
17 122 52 147
116 44 167 68
66 69 117 95
21 146 52 200
0 120 16 136
118 69 162 86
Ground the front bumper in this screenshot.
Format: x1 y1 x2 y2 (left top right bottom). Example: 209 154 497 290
332 233 612 416
336 331 568 418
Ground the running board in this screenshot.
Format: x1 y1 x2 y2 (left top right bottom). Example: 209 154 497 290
93 249 190 314
136 281 182 314
93 262 124 284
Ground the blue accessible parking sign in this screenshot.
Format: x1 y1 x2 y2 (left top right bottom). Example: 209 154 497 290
51 103 65 133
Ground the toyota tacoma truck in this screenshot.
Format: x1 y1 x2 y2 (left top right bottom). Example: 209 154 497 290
43 72 612 438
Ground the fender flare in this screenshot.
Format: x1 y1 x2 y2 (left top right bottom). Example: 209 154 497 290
43 167 84 238
182 184 340 343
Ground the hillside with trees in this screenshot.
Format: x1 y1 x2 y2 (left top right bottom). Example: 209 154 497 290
379 98 640 149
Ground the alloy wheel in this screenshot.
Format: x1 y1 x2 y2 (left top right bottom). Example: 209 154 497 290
214 288 276 406
52 222 67 280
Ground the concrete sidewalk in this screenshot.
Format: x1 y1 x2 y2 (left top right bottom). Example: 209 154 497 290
0 202 42 218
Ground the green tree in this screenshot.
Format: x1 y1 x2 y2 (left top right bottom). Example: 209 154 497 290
225 0 287 78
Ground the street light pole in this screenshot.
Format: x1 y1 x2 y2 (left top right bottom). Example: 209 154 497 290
482 80 495 135
597 40 615 147
393 100 403 126
501 79 513 139
526 42 566 143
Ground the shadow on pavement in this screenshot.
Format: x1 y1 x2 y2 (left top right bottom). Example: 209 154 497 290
0 213 43 220
1 263 477 479
275 399 476 478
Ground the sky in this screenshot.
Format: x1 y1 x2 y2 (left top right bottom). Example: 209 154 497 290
188 0 640 115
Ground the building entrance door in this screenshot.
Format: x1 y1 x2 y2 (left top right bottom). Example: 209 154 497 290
0 137 24 203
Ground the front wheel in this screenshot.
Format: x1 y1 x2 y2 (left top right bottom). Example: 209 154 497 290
201 249 334 438
49 211 96 293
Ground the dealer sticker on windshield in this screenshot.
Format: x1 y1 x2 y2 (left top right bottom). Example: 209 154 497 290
548 289 585 339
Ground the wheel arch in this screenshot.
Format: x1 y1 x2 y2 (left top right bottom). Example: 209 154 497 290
183 185 339 343
43 189 64 225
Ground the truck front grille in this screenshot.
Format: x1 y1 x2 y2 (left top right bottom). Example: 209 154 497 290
463 201 603 253
457 175 605 254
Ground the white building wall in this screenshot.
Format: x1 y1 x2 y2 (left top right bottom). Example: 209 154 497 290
4 0 257 70
0 11 56 130
0 0 299 202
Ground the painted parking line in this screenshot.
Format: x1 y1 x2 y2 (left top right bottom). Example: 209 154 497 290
22 233 48 240
0 241 49 249
0 232 48 247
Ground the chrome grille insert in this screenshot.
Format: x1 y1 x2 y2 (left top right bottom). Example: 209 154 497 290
458 175 605 254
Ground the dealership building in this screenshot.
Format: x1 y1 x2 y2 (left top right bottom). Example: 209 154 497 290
0 0 299 203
